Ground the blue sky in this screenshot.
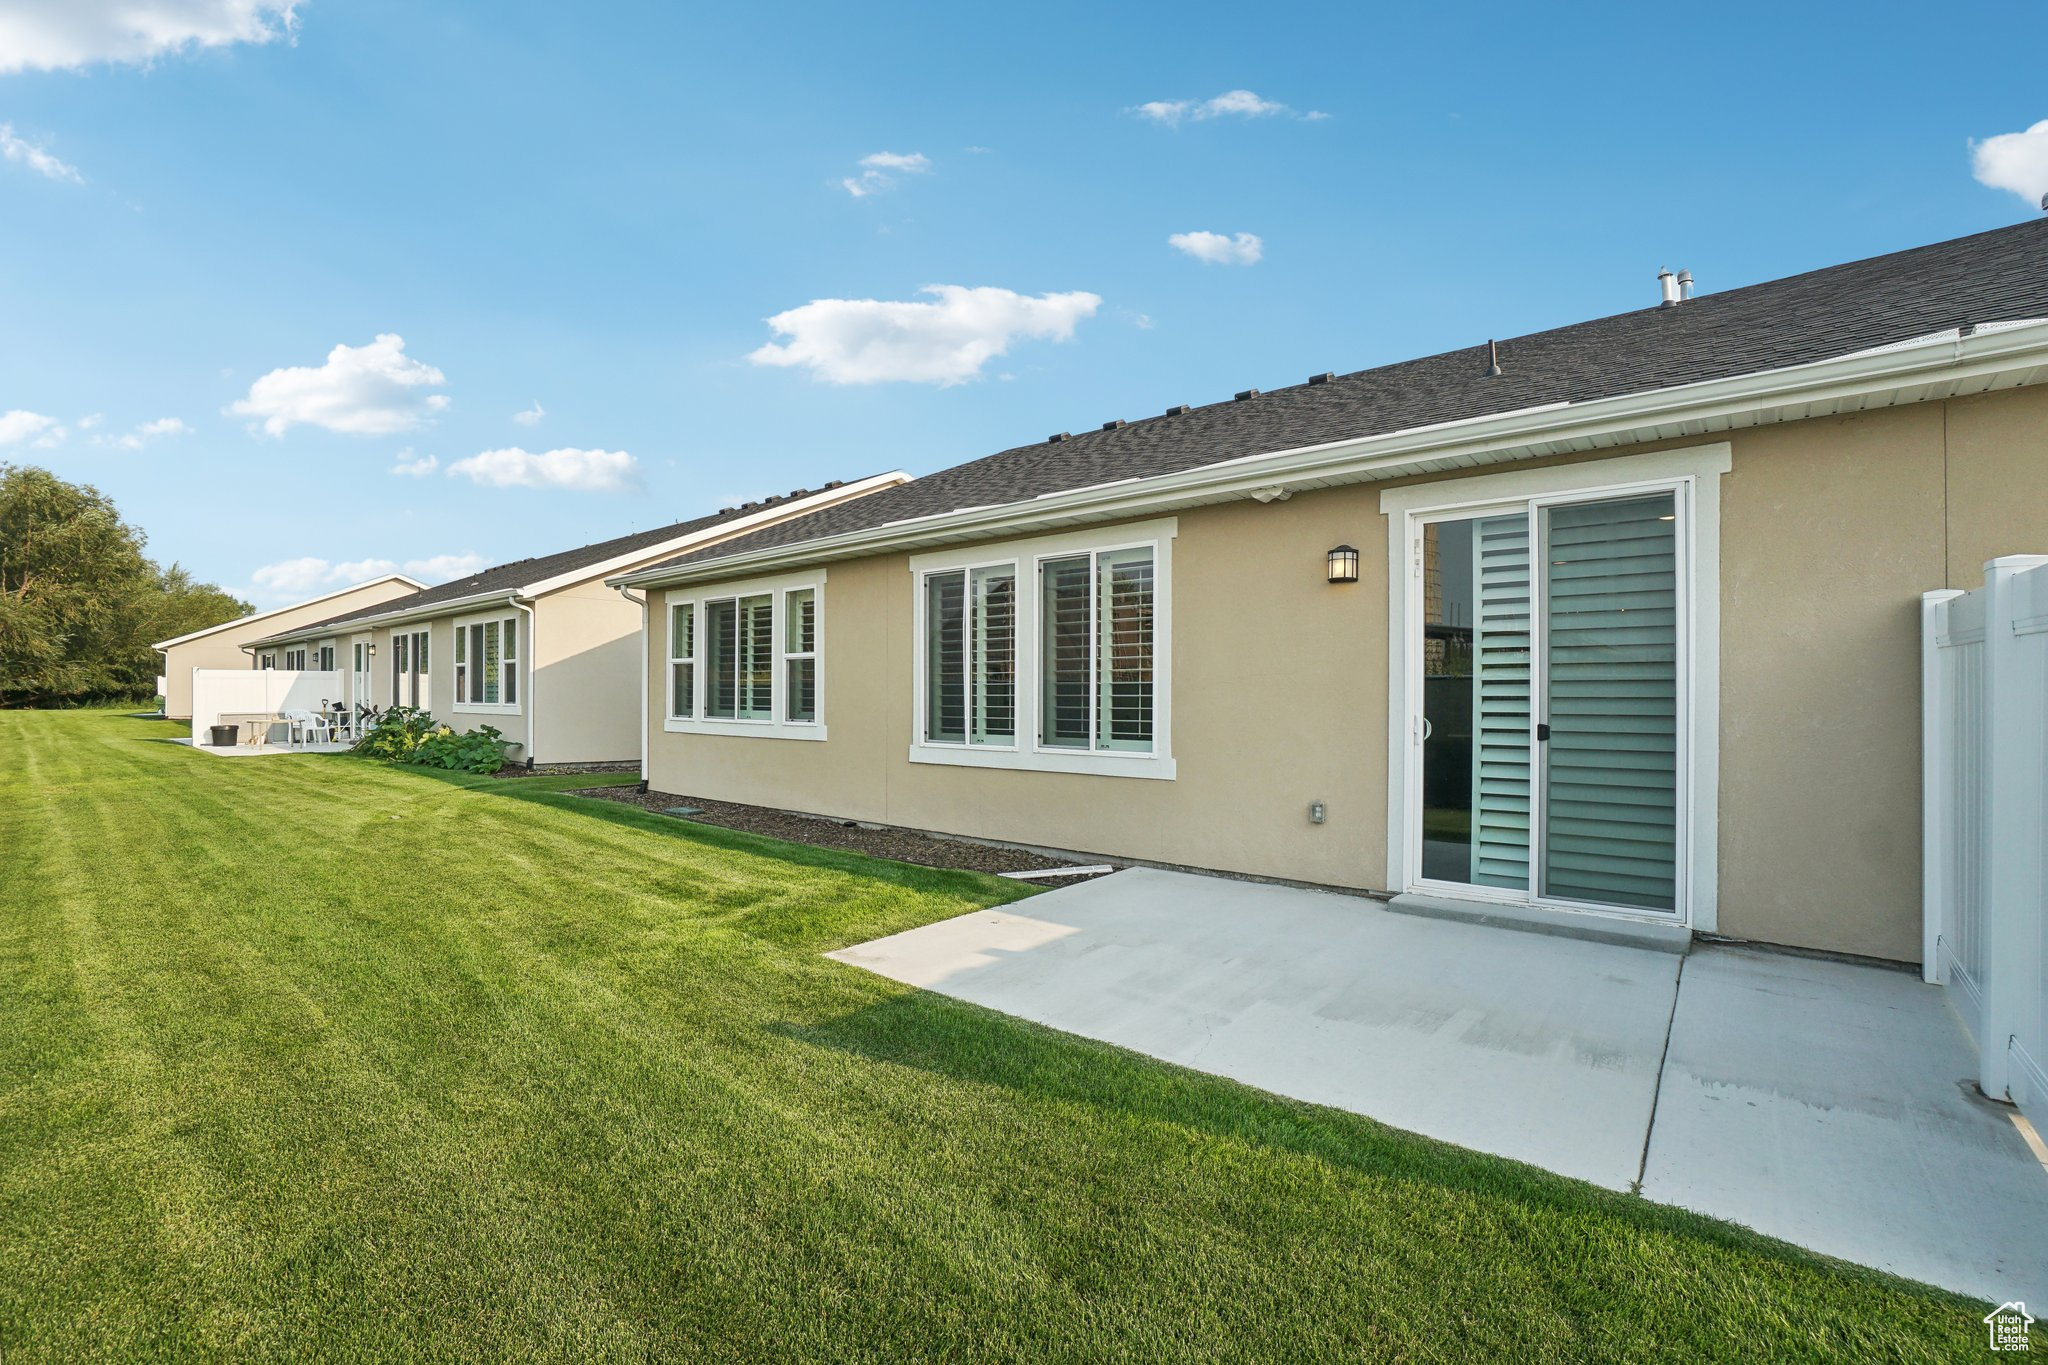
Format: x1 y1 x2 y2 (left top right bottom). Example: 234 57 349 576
3 1 2046 604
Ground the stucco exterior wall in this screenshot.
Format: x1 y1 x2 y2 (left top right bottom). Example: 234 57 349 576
644 385 2048 963
533 585 645 764
160 578 418 720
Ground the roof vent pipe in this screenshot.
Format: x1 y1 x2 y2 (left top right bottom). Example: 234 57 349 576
1657 268 1679 308
1677 269 1695 301
1485 339 1502 377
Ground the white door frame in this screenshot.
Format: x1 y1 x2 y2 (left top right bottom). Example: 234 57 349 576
1381 443 1728 933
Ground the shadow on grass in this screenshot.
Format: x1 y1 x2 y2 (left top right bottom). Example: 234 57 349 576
392 758 1034 905
777 988 1968 1301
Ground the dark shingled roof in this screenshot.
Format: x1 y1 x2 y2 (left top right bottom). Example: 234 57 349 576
262 484 867 640
643 218 2048 577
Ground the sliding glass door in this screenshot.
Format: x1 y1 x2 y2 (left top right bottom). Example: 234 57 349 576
1418 489 1683 915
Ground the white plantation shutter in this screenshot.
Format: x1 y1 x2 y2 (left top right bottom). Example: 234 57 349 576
1040 556 1093 748
1541 495 1679 910
970 567 1015 744
1098 548 1154 751
1470 514 1533 889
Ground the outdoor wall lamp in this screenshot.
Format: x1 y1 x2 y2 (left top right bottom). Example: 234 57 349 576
1326 544 1360 584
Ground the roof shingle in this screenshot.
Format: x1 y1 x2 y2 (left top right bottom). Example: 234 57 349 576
645 218 2048 576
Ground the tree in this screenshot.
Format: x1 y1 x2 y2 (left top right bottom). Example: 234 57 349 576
0 464 250 707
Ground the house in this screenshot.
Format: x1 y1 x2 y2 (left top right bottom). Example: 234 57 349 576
154 573 425 722
246 473 907 766
611 219 2048 965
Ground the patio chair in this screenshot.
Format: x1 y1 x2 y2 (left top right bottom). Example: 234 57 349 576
280 708 332 748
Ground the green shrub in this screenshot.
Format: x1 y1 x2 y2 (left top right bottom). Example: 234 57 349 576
352 708 511 774
410 723 512 775
352 706 435 761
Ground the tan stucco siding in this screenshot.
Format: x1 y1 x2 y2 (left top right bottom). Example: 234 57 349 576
532 586 644 764
159 578 418 720
644 385 2048 962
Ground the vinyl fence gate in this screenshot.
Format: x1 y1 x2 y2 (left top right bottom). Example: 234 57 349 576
1923 554 2048 1119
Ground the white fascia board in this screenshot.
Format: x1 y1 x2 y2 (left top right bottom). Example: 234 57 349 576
250 474 912 646
250 589 524 646
528 470 909 597
612 320 2048 590
151 573 427 650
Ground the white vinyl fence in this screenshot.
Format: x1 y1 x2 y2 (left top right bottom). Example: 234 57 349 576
1923 555 2048 1117
189 668 346 744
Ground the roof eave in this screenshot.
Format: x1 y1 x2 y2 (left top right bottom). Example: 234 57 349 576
248 588 526 647
612 322 2048 591
150 573 428 650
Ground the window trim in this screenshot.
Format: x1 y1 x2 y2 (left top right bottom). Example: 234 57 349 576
452 610 522 715
909 518 1176 780
667 600 696 720
1379 444 1726 934
661 568 827 741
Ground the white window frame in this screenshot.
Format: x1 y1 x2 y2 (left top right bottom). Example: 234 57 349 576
283 647 308 670
313 642 336 672
662 568 827 741
909 518 1176 780
453 611 522 715
667 600 696 720
1379 444 1726 933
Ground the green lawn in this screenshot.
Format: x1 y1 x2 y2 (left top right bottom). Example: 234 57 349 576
0 710 1979 1361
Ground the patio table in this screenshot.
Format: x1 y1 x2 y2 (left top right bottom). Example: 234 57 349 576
219 711 283 749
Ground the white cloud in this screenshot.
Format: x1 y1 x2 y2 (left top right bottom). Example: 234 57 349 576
841 149 931 198
1972 119 2048 206
227 333 449 436
1168 230 1264 265
0 409 60 446
446 446 638 492
0 0 300 74
0 124 83 183
402 552 489 582
747 285 1101 386
245 549 489 602
1133 89 1325 127
93 416 192 450
76 413 103 430
512 400 544 426
390 449 438 477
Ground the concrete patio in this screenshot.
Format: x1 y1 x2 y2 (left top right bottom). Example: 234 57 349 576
829 866 2048 1304
170 737 356 757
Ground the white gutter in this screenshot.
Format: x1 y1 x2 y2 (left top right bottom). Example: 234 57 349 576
248 471 913 649
614 583 648 781
614 318 2048 590
250 588 525 648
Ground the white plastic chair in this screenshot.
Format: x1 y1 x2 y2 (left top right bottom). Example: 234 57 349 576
281 708 332 748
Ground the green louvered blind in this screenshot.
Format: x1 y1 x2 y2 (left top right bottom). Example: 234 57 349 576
1540 494 1679 911
1470 514 1533 890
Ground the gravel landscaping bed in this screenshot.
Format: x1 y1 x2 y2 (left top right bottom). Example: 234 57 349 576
490 760 642 778
573 784 1115 879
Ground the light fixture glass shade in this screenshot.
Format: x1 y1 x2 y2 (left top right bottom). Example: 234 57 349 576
1327 544 1360 583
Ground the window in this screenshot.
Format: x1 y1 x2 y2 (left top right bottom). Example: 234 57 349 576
669 603 694 718
314 645 335 671
922 566 1014 745
663 573 825 739
259 653 276 670
284 647 308 670
1043 547 1154 752
785 588 816 722
455 614 520 710
910 520 1174 779
706 594 773 719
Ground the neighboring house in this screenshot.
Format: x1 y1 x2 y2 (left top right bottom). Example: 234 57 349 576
612 219 2048 965
248 474 907 766
154 574 425 721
